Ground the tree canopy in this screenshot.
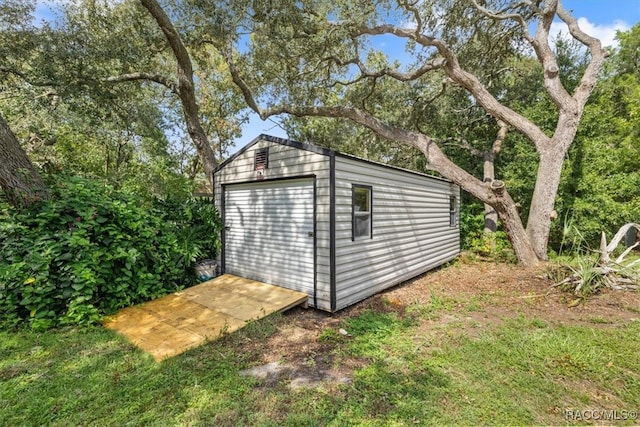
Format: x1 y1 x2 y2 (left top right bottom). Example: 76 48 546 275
0 0 246 200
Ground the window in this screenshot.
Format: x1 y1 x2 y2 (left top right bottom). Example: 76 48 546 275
254 148 269 170
449 196 457 227
352 185 372 240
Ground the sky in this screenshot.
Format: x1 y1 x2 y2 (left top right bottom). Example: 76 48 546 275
31 0 640 153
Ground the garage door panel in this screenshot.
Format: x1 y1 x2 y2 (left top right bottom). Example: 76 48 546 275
229 256 314 274
224 178 315 295
226 242 311 252
225 226 311 238
225 257 314 277
225 219 313 234
224 229 314 250
227 206 312 219
225 238 313 253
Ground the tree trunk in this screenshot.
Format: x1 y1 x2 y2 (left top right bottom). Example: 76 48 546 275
526 143 568 260
411 133 540 266
482 152 499 253
483 153 498 233
0 114 48 208
484 121 506 237
489 181 539 266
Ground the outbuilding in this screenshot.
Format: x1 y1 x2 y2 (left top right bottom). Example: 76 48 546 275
213 134 460 312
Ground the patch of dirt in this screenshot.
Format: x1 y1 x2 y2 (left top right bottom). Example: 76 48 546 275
235 308 365 389
237 260 640 389
386 261 640 328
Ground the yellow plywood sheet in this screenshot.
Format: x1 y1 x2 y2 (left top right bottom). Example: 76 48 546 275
104 274 308 361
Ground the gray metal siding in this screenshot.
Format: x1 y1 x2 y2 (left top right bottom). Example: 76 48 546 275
214 138 332 310
333 156 460 310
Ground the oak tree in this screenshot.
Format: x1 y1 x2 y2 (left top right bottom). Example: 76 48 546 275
219 0 608 265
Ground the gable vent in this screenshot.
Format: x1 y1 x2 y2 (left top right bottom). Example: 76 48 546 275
254 148 269 170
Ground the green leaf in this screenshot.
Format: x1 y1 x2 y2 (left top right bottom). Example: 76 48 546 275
58 252 73 261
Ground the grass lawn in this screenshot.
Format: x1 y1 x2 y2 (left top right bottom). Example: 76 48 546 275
2 262 639 426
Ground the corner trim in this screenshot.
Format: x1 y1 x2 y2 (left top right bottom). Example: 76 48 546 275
220 183 226 274
329 153 337 312
312 177 318 308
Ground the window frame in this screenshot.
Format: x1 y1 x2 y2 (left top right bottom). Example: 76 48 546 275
352 184 373 241
449 195 458 228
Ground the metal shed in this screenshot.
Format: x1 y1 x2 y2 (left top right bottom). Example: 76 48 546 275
213 134 460 312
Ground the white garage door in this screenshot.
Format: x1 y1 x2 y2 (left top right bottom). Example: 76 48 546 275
224 178 315 295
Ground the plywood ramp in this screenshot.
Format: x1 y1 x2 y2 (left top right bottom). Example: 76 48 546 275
104 274 308 361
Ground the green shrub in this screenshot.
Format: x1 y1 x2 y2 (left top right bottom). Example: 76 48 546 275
0 175 221 330
459 208 485 251
153 197 222 261
459 206 516 262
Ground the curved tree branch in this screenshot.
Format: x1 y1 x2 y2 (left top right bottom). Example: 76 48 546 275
470 0 533 43
530 0 576 113
556 3 608 108
139 0 218 175
492 119 507 156
354 24 551 151
0 66 55 87
105 72 178 94
471 1 578 116
226 52 499 203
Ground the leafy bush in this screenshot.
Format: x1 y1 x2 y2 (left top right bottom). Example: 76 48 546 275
153 197 221 261
459 207 485 251
459 205 516 262
0 175 221 330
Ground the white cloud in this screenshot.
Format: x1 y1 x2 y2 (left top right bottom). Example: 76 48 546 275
550 17 630 48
